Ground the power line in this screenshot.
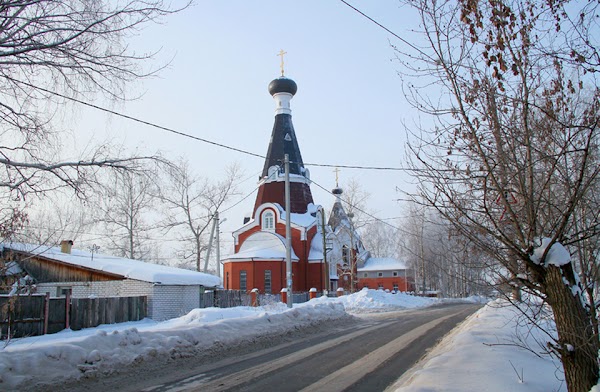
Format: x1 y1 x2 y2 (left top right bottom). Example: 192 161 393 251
3 75 266 160
2 75 418 173
309 177 402 232
303 161 410 171
220 185 259 215
338 0 428 58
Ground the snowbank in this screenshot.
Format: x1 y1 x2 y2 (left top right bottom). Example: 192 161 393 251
312 288 440 312
394 299 565 392
1 290 565 392
0 302 345 389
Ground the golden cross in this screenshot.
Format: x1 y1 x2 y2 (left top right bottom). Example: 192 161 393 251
334 167 340 187
277 49 287 76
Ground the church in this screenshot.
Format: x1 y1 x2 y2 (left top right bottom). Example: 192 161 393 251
221 67 412 294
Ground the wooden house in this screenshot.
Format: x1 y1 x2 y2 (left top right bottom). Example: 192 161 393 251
1 241 221 320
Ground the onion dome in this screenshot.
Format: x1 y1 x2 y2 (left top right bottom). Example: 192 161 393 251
332 187 343 195
268 77 297 96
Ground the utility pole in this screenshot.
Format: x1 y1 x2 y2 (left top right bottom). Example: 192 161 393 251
284 154 293 308
348 212 355 293
321 208 329 293
203 213 217 273
215 211 221 278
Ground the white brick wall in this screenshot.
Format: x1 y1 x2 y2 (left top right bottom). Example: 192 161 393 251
36 280 153 298
150 285 200 321
36 280 201 321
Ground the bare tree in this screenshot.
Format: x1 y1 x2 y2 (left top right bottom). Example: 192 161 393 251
401 203 489 297
361 220 401 260
95 169 158 260
14 196 91 245
339 178 371 230
397 0 600 390
158 160 240 272
0 1 187 239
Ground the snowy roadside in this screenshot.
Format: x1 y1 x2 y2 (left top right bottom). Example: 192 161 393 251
0 301 349 390
393 298 566 392
0 290 574 392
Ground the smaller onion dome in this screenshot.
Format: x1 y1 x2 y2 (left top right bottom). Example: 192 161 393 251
268 77 297 96
332 187 343 195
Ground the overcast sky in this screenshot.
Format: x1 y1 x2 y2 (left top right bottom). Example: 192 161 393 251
64 1 426 252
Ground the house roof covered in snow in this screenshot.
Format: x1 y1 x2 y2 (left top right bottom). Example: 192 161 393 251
2 243 221 287
358 257 408 272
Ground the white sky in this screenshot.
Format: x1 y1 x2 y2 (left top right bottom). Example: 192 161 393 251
59 1 423 254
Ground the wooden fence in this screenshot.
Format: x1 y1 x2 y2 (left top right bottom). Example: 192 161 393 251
199 290 252 308
0 294 147 339
199 290 310 308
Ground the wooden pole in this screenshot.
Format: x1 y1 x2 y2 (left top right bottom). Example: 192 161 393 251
43 292 50 335
65 290 71 330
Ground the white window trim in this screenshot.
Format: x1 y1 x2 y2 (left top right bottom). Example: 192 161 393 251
262 210 275 231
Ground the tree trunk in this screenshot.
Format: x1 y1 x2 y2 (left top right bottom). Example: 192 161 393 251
544 265 598 392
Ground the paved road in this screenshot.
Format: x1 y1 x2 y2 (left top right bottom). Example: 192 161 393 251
123 303 479 392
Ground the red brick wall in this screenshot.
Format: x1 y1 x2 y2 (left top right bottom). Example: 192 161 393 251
229 210 323 293
253 182 314 215
357 276 415 292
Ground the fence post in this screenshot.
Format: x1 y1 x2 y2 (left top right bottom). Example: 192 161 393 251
309 288 317 300
250 289 259 307
337 287 344 297
43 292 50 335
65 291 71 330
280 288 288 304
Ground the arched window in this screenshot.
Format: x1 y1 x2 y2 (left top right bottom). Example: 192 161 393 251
342 245 349 266
262 210 275 231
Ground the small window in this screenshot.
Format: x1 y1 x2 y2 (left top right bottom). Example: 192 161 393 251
262 210 275 231
377 272 383 277
56 286 72 297
240 270 247 291
378 283 384 289
264 270 272 294
342 245 349 264
393 271 398 277
363 273 368 278
393 283 399 291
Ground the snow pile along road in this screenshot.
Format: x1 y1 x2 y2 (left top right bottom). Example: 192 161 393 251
313 289 440 312
394 298 565 392
0 301 346 389
0 290 569 392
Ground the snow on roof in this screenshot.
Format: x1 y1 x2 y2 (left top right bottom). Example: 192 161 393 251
280 202 319 228
224 232 299 261
358 257 407 272
308 235 324 261
3 261 23 276
2 243 221 287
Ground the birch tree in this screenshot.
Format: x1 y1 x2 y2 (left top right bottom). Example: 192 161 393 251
95 170 158 260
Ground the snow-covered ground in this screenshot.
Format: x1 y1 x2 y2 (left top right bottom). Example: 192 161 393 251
0 289 572 391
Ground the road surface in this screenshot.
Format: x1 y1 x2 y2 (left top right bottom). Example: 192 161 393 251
56 303 480 392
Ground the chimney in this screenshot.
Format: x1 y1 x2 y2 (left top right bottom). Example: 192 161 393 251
60 240 73 254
